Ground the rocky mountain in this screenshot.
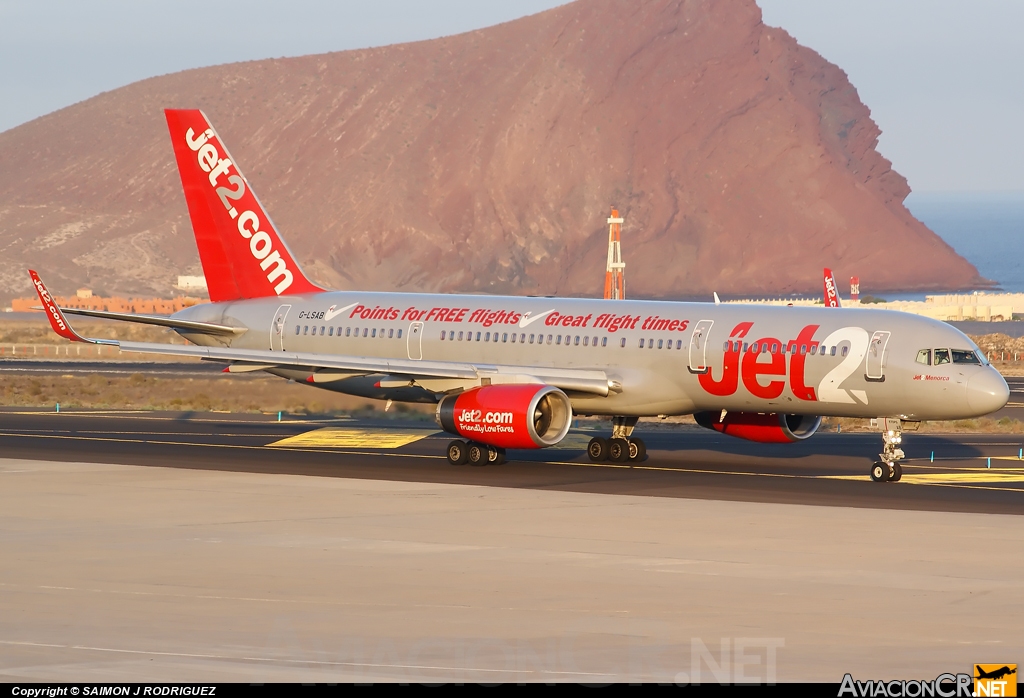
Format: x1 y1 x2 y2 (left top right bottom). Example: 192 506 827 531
0 0 987 304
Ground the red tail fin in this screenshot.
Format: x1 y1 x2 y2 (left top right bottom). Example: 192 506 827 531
823 268 841 308
165 109 323 302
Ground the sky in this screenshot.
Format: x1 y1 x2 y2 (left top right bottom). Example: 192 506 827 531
1 0 1021 193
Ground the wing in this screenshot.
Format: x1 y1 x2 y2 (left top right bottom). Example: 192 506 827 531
28 270 618 397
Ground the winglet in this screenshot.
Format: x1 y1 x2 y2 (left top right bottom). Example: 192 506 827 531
713 292 721 306
28 270 92 343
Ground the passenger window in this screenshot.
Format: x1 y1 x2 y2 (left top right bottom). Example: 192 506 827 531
583 336 589 347
742 342 748 353
503 333 508 343
809 345 816 355
676 340 682 350
388 329 394 339
485 332 491 342
345 327 351 337
952 349 980 365
520 334 526 343
363 328 368 338
574 336 580 346
371 328 376 338
639 339 645 348
547 335 553 345
529 334 535 344
657 339 663 349
841 346 848 357
397 329 403 339
440 331 446 340
303 326 309 335
510 334 516 343
771 343 779 354
457 331 464 341
916 349 930 365
475 332 480 341
830 346 836 357
723 341 730 352
557 335 563 345
620 338 626 348
295 325 300 335
934 349 950 365
800 344 807 355
321 326 326 336
603 337 608 347
328 327 334 337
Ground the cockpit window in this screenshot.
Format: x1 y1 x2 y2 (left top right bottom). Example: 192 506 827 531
933 348 950 365
916 349 931 365
952 349 982 365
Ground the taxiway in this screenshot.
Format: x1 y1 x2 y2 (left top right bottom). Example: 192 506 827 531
1 410 1021 682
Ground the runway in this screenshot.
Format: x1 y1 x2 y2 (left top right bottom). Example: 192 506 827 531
0 359 216 376
2 410 1023 682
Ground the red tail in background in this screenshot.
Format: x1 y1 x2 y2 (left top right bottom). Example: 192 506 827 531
165 109 324 302
823 268 841 308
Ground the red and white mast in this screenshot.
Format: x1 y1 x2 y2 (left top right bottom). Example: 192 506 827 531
603 207 625 300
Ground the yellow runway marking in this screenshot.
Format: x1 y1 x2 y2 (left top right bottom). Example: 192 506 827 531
902 473 1024 484
269 427 436 449
548 433 595 450
824 470 1024 485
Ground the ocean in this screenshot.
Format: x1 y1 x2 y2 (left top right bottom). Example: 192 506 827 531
905 191 1024 295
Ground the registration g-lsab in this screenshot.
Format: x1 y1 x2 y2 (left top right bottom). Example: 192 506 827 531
29 110 1009 480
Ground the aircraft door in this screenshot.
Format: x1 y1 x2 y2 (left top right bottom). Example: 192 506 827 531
865 330 890 382
407 321 423 360
688 319 714 374
271 304 292 351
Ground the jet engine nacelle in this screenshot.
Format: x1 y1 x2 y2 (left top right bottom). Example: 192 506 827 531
436 384 573 449
693 411 822 443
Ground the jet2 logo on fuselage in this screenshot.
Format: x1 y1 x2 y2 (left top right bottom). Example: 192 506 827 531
698 322 872 404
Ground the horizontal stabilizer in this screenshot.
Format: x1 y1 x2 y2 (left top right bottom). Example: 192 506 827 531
57 306 246 336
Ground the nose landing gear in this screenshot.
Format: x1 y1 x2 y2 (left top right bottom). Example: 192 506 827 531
587 416 647 463
869 418 904 482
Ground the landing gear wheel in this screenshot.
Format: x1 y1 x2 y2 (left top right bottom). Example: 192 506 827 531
587 437 609 462
487 446 506 465
467 443 487 466
447 440 469 465
629 438 647 462
870 461 890 482
889 462 902 482
609 438 631 463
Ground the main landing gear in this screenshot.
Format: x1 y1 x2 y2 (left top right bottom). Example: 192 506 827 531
869 418 905 483
446 440 506 466
587 416 647 463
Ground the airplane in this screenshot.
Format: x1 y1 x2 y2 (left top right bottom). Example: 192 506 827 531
27 109 1010 482
976 666 1016 681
